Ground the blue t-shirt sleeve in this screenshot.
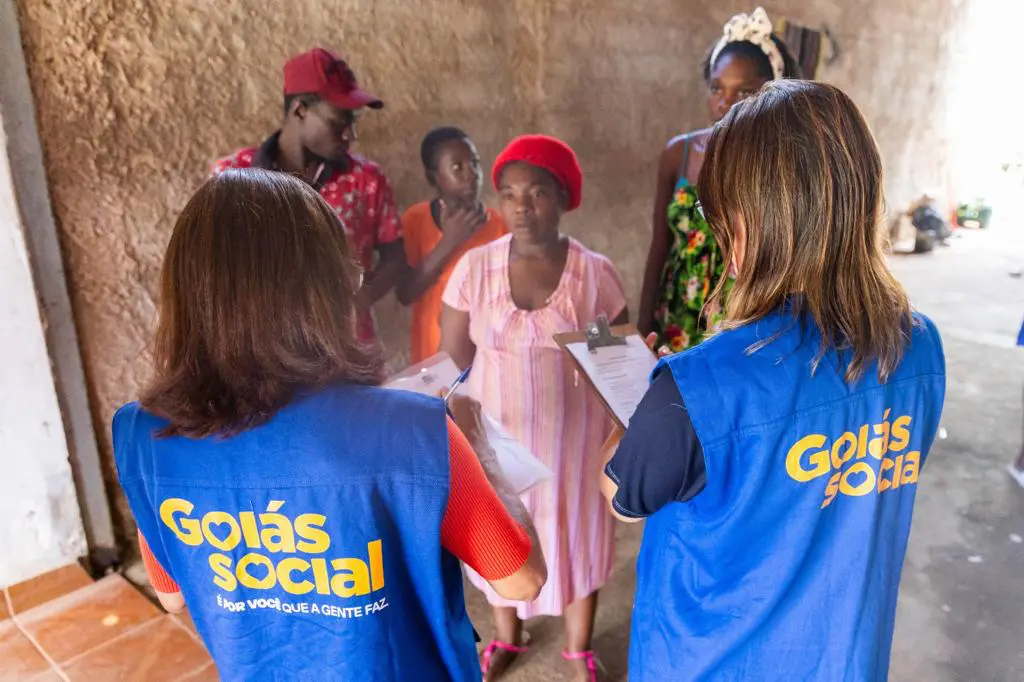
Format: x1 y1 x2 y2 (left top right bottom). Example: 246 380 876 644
112 404 174 576
604 367 706 518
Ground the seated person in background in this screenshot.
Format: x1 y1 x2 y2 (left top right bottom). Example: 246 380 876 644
441 135 627 682
211 47 405 344
114 168 545 682
397 127 508 364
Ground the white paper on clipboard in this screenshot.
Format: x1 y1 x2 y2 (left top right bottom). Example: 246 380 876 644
383 353 463 398
383 353 552 494
564 335 658 428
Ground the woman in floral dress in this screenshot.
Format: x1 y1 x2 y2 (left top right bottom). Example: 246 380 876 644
653 178 732 351
638 8 798 350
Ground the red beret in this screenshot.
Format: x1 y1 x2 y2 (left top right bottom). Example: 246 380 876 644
492 135 583 211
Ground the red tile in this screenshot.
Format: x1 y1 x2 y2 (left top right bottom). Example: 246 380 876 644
63 616 211 681
17 574 160 664
171 611 202 641
28 672 64 681
0 619 54 680
6 563 92 614
177 662 221 681
0 590 10 621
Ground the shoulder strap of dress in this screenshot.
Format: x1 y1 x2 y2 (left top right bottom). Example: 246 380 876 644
678 135 693 184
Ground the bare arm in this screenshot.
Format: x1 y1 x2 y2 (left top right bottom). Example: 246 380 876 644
357 242 408 307
448 397 546 601
440 303 476 369
637 142 683 336
599 428 644 523
600 305 635 522
156 590 187 613
481 456 546 600
397 202 486 305
396 235 462 305
600 332 668 523
602 307 636 522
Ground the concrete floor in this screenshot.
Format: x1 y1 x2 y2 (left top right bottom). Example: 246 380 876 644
465 226 1024 681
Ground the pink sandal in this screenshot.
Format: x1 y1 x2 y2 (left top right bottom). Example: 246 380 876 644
480 639 529 679
561 649 603 681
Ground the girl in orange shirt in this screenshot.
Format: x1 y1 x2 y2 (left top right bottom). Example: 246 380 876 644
398 127 508 363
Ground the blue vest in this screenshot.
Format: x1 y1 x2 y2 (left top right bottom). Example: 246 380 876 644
630 310 945 682
114 386 480 682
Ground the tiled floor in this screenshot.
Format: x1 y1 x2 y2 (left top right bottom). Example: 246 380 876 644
1 567 215 681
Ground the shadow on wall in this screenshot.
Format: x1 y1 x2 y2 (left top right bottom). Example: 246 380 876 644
11 0 963 549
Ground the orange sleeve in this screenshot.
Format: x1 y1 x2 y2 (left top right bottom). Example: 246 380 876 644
441 418 532 580
138 531 181 594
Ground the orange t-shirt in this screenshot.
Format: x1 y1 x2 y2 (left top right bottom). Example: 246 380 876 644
402 201 507 364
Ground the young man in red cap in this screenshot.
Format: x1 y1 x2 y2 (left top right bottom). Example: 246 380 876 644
212 47 404 343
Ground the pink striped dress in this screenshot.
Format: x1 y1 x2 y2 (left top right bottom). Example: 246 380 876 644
442 234 627 618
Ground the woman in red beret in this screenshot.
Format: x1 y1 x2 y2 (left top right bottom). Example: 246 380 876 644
441 135 627 681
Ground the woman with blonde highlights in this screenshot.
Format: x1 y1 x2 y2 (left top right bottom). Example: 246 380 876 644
698 80 911 381
603 81 946 681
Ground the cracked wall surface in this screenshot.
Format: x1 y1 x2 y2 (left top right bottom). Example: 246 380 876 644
13 0 960 549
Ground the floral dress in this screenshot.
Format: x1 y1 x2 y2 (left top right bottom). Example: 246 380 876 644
651 171 734 352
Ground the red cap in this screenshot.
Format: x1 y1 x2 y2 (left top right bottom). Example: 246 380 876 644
492 135 583 211
283 48 383 110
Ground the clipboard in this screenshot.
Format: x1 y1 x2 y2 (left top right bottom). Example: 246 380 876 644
383 352 463 398
553 315 658 429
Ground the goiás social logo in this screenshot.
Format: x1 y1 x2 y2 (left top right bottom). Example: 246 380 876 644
785 409 922 508
159 498 385 601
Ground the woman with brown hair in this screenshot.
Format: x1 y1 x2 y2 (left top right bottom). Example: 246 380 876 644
112 168 546 682
602 81 946 681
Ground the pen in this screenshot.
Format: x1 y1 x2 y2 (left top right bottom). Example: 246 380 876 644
443 366 472 406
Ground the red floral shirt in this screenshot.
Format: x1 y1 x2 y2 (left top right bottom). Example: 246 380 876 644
211 134 401 341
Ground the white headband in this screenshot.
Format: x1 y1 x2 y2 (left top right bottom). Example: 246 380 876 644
710 7 785 81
